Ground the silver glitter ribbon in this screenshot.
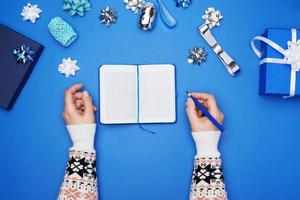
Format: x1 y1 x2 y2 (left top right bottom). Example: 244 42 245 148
199 7 240 76
139 2 157 31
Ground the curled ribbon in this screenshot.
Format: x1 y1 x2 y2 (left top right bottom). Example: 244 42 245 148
251 28 300 98
157 0 176 28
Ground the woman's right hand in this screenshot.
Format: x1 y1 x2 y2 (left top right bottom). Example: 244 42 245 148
186 93 224 132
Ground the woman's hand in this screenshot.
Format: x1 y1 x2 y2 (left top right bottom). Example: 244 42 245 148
186 93 224 132
62 83 96 125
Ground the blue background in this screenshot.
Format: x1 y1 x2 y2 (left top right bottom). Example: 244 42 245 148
0 0 300 199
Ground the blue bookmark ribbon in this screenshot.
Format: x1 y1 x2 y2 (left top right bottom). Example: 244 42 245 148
137 66 156 134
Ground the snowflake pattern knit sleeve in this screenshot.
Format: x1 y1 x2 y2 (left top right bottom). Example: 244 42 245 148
58 150 98 200
189 131 228 200
58 124 98 200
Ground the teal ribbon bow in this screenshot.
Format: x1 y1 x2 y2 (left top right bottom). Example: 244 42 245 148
63 0 91 16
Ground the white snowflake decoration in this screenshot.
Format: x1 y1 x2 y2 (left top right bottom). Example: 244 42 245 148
21 3 42 23
58 58 80 78
202 7 223 28
124 0 145 13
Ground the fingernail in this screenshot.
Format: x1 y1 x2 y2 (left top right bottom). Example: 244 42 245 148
83 90 89 97
186 99 190 106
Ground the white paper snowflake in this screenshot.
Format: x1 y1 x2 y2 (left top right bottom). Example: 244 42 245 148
124 0 145 13
21 3 42 23
58 58 80 78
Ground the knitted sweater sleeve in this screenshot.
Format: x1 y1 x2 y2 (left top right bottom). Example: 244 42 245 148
189 131 227 200
58 124 98 200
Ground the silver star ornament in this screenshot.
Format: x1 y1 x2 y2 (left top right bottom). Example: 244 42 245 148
187 47 207 65
202 7 223 28
100 7 118 26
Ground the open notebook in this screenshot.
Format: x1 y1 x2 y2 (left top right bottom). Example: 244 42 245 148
99 64 176 124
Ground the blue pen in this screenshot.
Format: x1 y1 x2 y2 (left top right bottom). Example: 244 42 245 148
186 91 225 133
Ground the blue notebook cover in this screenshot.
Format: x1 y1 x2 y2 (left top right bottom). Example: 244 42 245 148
0 23 44 110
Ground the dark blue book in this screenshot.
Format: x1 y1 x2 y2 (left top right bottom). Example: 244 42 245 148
0 23 44 110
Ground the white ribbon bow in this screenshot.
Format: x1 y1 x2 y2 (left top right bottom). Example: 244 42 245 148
251 28 300 98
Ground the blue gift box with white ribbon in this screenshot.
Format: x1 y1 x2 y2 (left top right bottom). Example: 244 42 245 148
252 28 300 97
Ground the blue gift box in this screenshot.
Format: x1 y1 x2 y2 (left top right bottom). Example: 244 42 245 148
255 28 300 96
0 23 44 110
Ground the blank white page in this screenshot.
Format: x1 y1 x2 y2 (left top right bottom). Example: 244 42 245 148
99 65 138 124
138 64 176 123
